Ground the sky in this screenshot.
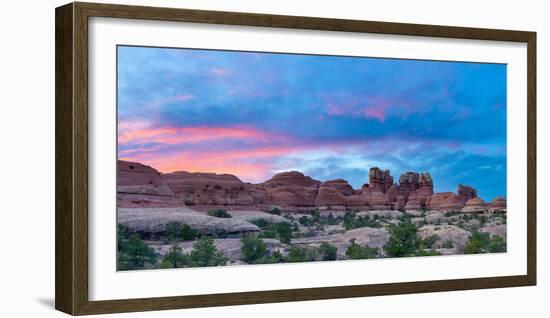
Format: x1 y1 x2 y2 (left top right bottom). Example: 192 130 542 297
117 45 507 201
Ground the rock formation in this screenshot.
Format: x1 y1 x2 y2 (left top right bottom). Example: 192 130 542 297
461 197 487 213
426 192 463 211
162 171 257 206
457 184 477 204
117 160 501 213
489 196 507 212
369 167 393 193
117 160 183 208
263 171 321 207
314 179 354 206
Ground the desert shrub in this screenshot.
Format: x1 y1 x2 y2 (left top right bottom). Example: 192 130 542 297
465 232 506 254
187 237 227 267
160 244 188 268
326 213 338 225
240 236 268 263
345 239 379 259
207 209 232 218
213 229 229 239
258 229 277 239
298 215 313 226
343 213 380 230
164 222 181 241
117 224 131 250
254 250 285 264
275 223 292 244
164 222 198 241
267 207 281 215
287 246 318 263
384 223 420 257
475 215 488 227
251 218 270 229
117 234 157 271
421 235 439 249
256 222 292 244
319 242 338 261
415 249 441 256
464 231 491 254
488 235 506 252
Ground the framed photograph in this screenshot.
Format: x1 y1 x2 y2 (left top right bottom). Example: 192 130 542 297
55 2 536 315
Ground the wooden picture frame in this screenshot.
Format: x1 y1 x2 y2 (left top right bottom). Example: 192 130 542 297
55 2 536 315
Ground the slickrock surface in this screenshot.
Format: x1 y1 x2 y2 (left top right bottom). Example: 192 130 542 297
118 207 260 234
228 210 290 224
418 225 471 251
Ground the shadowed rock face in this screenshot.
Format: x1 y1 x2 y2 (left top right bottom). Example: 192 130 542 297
457 184 477 204
117 160 499 213
369 167 393 193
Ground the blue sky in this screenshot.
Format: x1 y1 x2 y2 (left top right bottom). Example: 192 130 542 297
118 45 507 201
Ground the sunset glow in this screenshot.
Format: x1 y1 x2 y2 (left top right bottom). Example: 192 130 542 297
118 46 507 200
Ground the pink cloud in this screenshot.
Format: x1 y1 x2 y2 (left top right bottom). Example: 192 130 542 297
358 105 387 122
326 103 345 116
118 121 288 146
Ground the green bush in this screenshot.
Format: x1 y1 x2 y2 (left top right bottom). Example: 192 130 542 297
254 250 284 264
207 209 232 218
240 236 268 263
164 222 198 241
415 249 441 256
187 237 227 267
488 235 506 253
345 239 379 259
117 234 157 271
275 223 292 244
343 213 380 230
319 242 338 261
160 244 188 268
326 213 338 225
267 207 281 215
421 235 439 249
256 222 292 244
287 246 318 263
444 239 454 248
298 215 313 226
384 222 420 257
251 218 270 229
117 224 131 250
465 231 506 254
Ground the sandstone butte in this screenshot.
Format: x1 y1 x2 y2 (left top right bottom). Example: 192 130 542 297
117 160 506 213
